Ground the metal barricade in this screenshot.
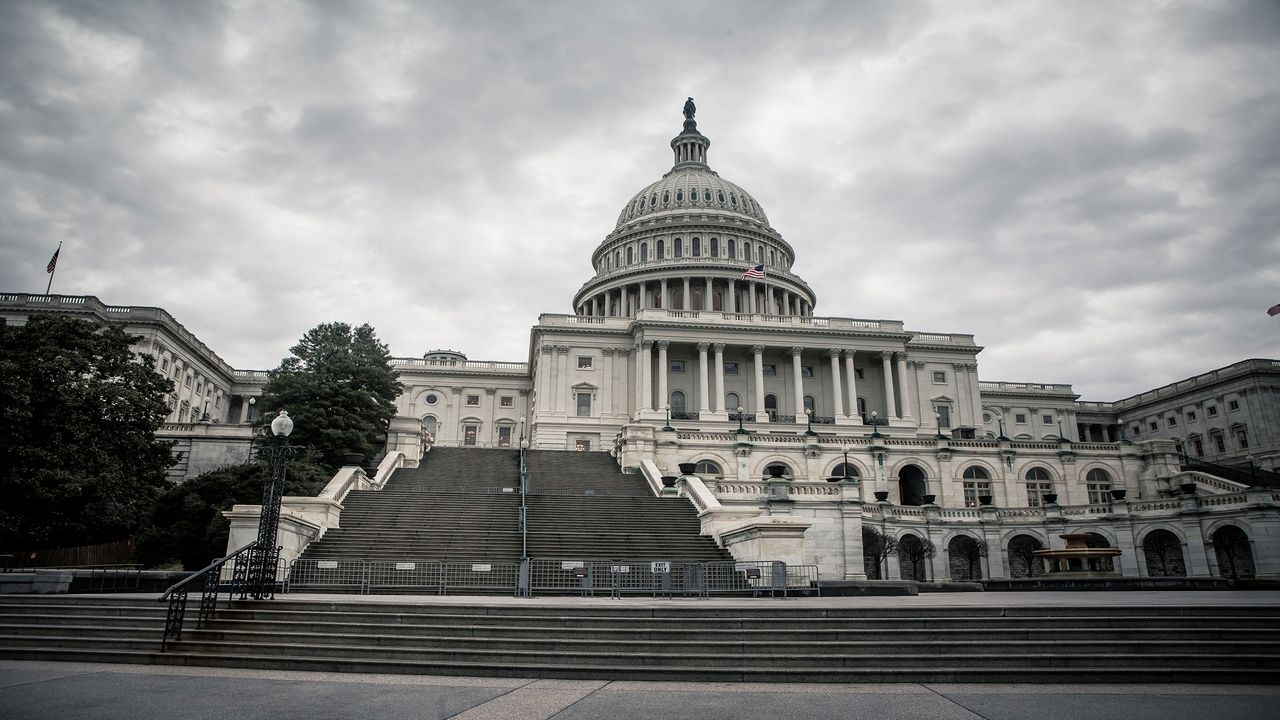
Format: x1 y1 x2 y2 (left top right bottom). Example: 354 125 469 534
441 561 519 596
285 558 369 593
703 560 789 598
286 558 520 595
365 560 443 594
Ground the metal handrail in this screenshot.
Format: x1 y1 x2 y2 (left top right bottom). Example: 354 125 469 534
157 541 260 649
518 441 530 595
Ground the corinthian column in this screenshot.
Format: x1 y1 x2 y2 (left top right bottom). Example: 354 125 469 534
790 346 805 420
829 348 844 418
697 342 711 414
657 340 670 410
881 351 898 419
897 353 913 420
713 343 726 413
752 344 768 420
844 350 861 422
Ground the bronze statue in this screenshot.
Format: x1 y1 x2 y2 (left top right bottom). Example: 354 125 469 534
683 97 696 120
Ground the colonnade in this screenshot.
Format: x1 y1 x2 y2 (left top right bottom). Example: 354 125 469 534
577 276 812 318
633 340 915 423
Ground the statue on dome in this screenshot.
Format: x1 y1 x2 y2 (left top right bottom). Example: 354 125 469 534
683 97 696 120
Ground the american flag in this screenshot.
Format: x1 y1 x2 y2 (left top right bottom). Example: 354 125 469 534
741 263 765 280
46 245 60 274
1269 303 1280 317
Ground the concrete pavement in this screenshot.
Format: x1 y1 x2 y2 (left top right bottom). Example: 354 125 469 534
2 660 1278 720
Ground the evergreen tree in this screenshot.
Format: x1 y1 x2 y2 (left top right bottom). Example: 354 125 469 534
258 322 402 470
0 315 174 549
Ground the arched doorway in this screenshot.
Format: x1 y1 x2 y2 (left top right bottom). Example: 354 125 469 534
1211 525 1256 579
897 464 928 506
948 535 986 581
1007 534 1045 578
1142 529 1186 577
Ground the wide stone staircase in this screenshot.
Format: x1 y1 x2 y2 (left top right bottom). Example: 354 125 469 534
4 594 1280 682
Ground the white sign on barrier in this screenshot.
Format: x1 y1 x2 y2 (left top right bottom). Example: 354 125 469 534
472 564 492 572
561 561 584 570
395 562 416 570
611 565 631 573
317 561 338 569
651 561 671 573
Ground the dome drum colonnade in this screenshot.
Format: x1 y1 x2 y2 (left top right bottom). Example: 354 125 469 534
572 100 815 319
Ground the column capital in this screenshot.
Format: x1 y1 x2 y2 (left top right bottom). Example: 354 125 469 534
696 342 710 352
601 347 616 356
843 349 857 360
656 339 670 350
952 362 966 370
828 348 842 359
751 344 766 355
880 351 894 361
712 343 726 353
895 351 908 361
790 345 804 356
642 340 654 349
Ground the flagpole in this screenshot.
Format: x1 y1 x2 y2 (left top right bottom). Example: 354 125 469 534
45 242 61 296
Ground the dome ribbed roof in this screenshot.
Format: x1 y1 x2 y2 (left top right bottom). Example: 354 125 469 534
614 170 770 230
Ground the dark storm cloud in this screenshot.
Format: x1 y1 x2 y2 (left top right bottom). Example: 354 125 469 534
0 0 1275 401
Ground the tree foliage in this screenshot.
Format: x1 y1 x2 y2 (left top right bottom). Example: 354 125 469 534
0 315 174 549
134 455 331 569
862 526 899 580
258 322 402 470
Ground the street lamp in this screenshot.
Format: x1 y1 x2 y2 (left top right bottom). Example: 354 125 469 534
246 409 293 600
804 407 817 437
828 443 856 482
935 411 947 440
735 405 748 435
518 416 526 444
869 410 883 439
1247 454 1258 486
663 403 675 432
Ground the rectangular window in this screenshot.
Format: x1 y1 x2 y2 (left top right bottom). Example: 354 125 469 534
935 405 951 429
214 395 222 408
932 371 947 384
1015 414 1027 424
500 396 514 407
1213 434 1225 453
1042 414 1054 425
161 358 169 371
1236 428 1249 449
1193 438 1204 456
196 382 203 395
962 481 991 508
1149 421 1158 431
1228 399 1240 411
670 360 686 373
1087 482 1112 504
723 362 739 375
577 356 593 369
576 392 592 417
1026 482 1053 507
1167 416 1177 428
1131 425 1141 436
497 426 512 447
855 369 864 380
1207 406 1218 416
463 424 478 446
575 438 592 451
184 375 192 388
1186 410 1196 421
466 394 480 406
801 366 814 378
762 364 777 377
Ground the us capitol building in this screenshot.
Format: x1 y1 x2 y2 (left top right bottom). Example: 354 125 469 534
4 102 1278 583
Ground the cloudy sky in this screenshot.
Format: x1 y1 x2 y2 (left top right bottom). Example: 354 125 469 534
1 0 1276 401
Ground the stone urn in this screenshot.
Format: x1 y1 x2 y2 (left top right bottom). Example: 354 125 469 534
660 475 678 488
921 494 937 505
341 452 365 467
677 462 698 475
874 490 890 502
978 495 994 506
1041 493 1058 505
1180 482 1197 496
1109 488 1127 501
766 465 787 479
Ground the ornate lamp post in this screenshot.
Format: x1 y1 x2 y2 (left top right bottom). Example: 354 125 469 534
246 410 293 600
935 411 947 440
663 403 675 432
518 415 526 445
868 410 884 439
828 444 857 482
735 405 748 435
804 408 817 437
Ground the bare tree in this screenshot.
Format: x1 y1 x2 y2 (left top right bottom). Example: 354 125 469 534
1007 535 1044 578
898 535 937 580
1141 530 1184 577
949 536 989 580
862 526 899 580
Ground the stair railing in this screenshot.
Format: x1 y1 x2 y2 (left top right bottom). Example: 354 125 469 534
157 541 263 650
518 439 531 596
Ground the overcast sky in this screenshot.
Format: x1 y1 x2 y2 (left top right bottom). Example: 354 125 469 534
1 0 1277 401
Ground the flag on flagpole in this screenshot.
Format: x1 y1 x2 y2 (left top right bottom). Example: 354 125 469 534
46 245 60 274
740 263 765 280
1268 303 1280 317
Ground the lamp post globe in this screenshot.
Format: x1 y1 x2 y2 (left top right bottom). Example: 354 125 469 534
270 409 294 437
663 403 674 432
735 405 747 435
804 407 816 437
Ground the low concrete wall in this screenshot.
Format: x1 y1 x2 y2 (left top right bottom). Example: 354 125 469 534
0 571 74 594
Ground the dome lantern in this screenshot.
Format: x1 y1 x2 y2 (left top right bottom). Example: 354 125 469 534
671 96 711 170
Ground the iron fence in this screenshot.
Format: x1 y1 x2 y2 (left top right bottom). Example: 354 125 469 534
286 558 522 596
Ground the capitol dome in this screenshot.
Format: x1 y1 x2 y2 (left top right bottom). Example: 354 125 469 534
573 100 816 319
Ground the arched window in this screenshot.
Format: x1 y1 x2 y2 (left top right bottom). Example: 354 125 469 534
710 237 719 257
962 466 992 507
614 250 621 268
670 390 686 415
676 189 683 202
625 246 633 264
662 191 670 204
755 244 763 262
657 239 665 259
1086 469 1112 504
725 392 740 411
764 393 778 421
803 395 816 414
640 242 648 262
764 462 792 478
704 189 712 202
832 462 860 479
769 249 775 266
423 416 438 437
692 237 701 256
1210 525 1255 579
1142 529 1186 577
1025 467 1054 507
694 460 723 475
675 238 684 258
727 238 736 258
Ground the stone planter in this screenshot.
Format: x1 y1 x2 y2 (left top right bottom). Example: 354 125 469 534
921 494 937 505
978 495 994 506
1180 482 1197 496
660 475 678 488
874 490 890 502
766 465 787 479
341 452 365 467
1041 493 1058 505
677 462 698 475
1110 488 1127 501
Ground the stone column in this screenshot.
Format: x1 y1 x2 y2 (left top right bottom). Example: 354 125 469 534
713 343 726 413
896 353 913 420
659 279 668 309
829 349 845 418
682 278 691 310
881 352 898 419
556 346 570 413
657 340 670 411
727 280 736 313
601 347 614 415
790 346 805 419
640 341 653 412
238 397 251 424
748 282 757 313
705 277 713 310
844 350 860 421
697 342 711 414
752 344 768 420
